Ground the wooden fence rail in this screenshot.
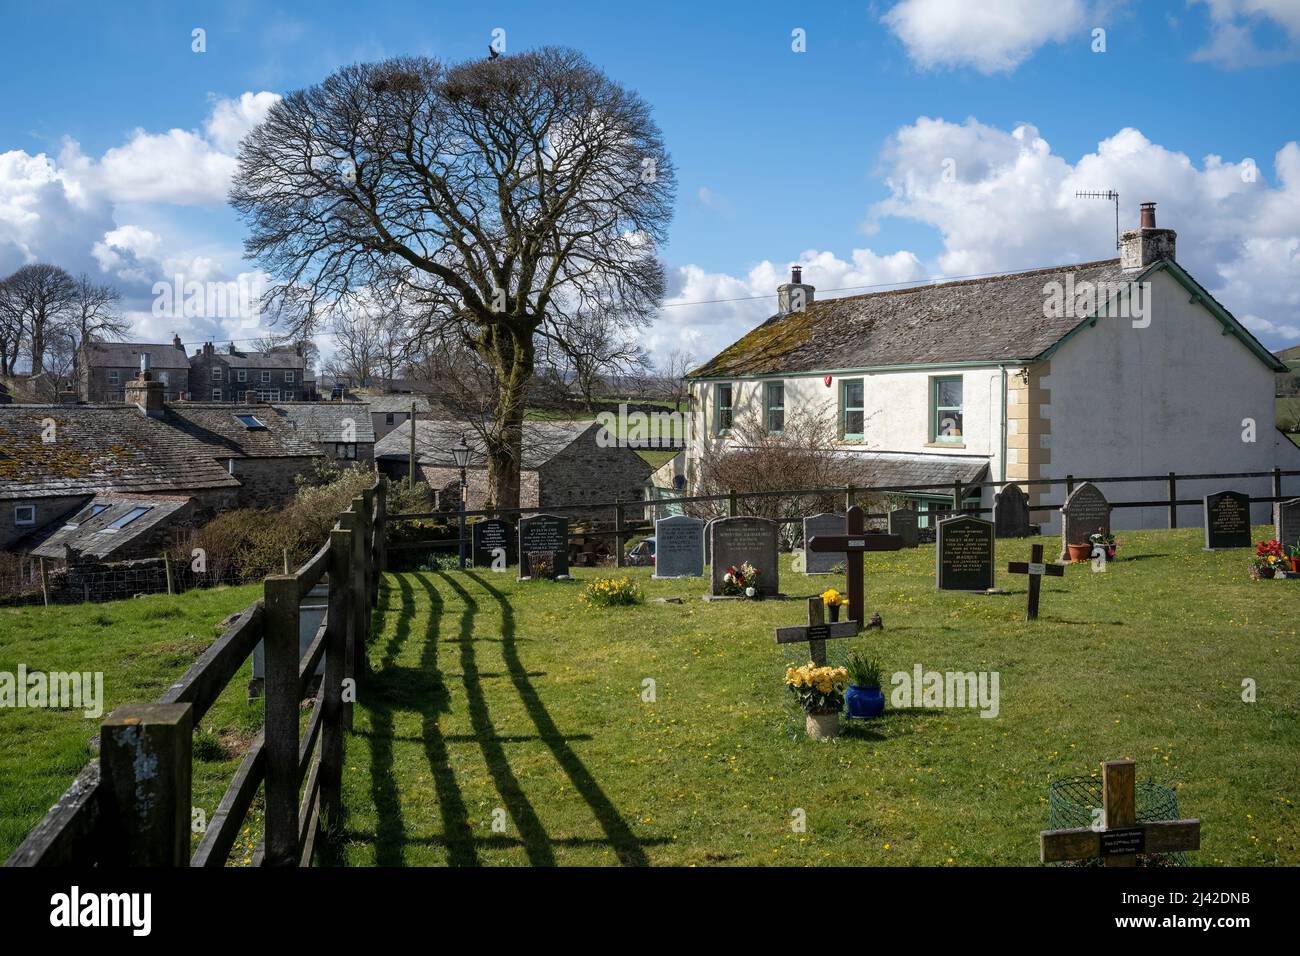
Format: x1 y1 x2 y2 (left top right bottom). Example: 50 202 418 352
4 479 387 869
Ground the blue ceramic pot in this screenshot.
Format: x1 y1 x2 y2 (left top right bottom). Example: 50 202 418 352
845 684 885 719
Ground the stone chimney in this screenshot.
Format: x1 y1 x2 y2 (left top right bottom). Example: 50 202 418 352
172 333 183 349
777 265 816 315
124 352 165 417
1120 201 1176 271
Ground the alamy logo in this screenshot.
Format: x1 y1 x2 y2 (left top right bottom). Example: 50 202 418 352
890 665 999 718
152 273 264 325
1042 275 1151 328
0 665 103 718
50 886 151 936
595 403 689 449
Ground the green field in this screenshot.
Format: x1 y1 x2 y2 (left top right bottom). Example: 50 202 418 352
331 524 1299 866
0 585 262 862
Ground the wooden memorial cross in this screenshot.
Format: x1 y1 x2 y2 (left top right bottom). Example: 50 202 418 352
1006 543 1065 621
807 505 904 626
775 597 859 666
1040 760 1200 867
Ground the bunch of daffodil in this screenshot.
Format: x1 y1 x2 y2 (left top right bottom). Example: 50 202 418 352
784 662 849 714
581 575 643 607
820 588 843 607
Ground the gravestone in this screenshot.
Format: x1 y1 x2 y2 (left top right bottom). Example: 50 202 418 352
1059 482 1110 562
708 516 779 597
802 512 845 574
653 514 705 578
936 514 995 591
472 518 516 568
993 483 1031 539
887 507 919 548
702 517 720 565
1277 498 1300 551
1203 491 1252 550
518 514 569 579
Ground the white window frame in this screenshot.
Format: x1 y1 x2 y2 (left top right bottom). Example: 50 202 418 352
261 370 271 383
236 368 247 383
211 366 223 382
107 370 120 385
212 388 222 401
714 383 733 436
14 504 36 526
285 370 295 383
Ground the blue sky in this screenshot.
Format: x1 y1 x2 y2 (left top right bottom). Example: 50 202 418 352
2 0 1298 363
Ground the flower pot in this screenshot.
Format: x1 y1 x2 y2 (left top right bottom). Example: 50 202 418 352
805 711 840 740
744 586 757 599
827 604 840 623
845 684 884 719
1067 543 1092 562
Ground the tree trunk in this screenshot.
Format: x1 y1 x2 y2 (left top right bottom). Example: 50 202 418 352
483 325 535 514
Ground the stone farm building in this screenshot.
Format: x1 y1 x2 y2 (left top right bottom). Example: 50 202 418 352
685 204 1300 531
270 403 376 463
0 368 322 559
78 336 192 403
376 419 652 519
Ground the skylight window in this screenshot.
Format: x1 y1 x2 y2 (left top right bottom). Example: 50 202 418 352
65 503 109 529
235 414 267 430
105 506 152 531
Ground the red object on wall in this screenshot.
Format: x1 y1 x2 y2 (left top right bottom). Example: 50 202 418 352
824 375 833 387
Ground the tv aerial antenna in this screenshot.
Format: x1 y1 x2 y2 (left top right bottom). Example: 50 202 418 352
1075 189 1120 249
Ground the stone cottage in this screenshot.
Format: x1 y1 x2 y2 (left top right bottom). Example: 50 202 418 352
270 403 376 463
78 335 191 403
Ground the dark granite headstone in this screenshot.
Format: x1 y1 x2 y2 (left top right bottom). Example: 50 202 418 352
1059 482 1110 561
887 507 919 548
1203 491 1252 550
709 516 779 596
993 483 1031 538
653 514 705 578
472 518 516 568
702 517 719 565
518 514 569 578
1277 498 1300 551
802 512 845 574
936 515 995 591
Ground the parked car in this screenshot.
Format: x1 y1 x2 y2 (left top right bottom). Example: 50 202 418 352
625 536 656 567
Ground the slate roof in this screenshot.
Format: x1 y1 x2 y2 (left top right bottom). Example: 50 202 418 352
829 450 990 490
207 350 305 369
691 259 1130 378
26 494 193 560
359 394 436 415
160 404 320 458
84 341 191 370
376 419 594 469
269 403 376 444
0 406 240 498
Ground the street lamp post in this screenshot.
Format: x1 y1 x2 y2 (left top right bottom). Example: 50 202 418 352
451 435 471 571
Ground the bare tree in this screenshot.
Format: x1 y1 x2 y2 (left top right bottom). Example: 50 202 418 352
556 308 651 410
652 348 695 410
0 264 77 375
231 48 675 510
68 274 126 352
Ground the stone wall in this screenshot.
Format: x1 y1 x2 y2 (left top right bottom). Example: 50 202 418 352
82 365 190 403
418 464 540 512
228 456 318 509
538 425 652 521
0 495 89 550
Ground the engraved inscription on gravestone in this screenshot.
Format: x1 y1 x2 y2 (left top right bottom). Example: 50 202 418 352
709 516 779 597
936 515 995 591
1203 490 1252 550
518 514 569 578
1059 482 1110 562
802 512 845 574
653 514 705 578
472 518 516 567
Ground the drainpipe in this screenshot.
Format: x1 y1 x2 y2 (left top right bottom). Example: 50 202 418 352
998 365 1008 483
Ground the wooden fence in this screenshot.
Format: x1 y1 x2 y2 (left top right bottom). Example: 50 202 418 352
4 480 386 868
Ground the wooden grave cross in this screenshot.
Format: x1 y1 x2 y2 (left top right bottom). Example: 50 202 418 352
1040 759 1200 867
1006 543 1065 621
775 597 860 666
807 505 904 627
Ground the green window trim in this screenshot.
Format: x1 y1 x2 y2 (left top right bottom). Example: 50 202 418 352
714 382 734 436
931 375 964 444
840 378 865 440
765 381 785 434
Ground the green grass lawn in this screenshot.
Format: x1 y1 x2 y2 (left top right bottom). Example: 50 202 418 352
0 585 262 862
333 524 1299 867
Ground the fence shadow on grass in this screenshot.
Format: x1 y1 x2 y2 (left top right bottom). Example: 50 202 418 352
465 570 652 867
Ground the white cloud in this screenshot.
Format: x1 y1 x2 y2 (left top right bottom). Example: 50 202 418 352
205 91 282 154
882 0 1087 73
1192 0 1300 66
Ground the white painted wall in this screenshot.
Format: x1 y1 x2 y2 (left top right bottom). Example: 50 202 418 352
1040 267 1300 532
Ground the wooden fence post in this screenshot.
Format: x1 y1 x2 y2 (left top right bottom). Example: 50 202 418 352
99 702 192 866
728 489 738 517
1065 474 1075 497
360 487 376 607
1167 472 1178 529
163 551 174 595
262 575 300 867
319 528 351 828
614 500 625 568
337 509 362 726
375 479 388 574
1273 467 1283 510
845 485 855 510
344 503 369 664
953 480 964 514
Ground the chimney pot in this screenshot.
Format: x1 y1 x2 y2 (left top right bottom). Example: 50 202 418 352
791 265 802 284
1140 201 1157 229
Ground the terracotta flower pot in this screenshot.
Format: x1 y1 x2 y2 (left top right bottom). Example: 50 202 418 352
805 712 840 740
1067 543 1092 562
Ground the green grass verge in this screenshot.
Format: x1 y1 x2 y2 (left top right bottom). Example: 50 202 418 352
334 524 1299 867
0 585 262 862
